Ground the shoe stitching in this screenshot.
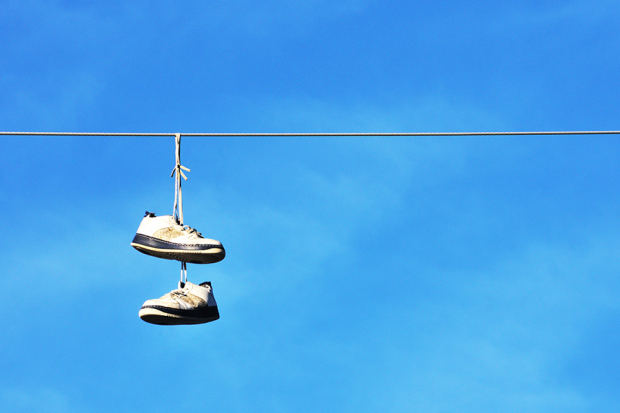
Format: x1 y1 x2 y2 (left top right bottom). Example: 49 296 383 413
134 234 222 249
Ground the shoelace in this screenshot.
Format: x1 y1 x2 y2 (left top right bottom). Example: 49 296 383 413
171 133 191 225
170 135 194 289
167 223 203 239
170 290 188 298
167 283 191 299
180 225 203 238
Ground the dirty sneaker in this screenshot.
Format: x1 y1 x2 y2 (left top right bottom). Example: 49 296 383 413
139 281 220 325
131 212 225 264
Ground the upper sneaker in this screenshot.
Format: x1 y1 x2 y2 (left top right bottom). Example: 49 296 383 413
131 212 225 264
139 281 220 325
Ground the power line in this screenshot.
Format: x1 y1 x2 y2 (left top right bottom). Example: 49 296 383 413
1 131 620 137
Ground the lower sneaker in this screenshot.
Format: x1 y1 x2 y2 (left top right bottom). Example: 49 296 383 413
139 281 220 325
130 211 225 264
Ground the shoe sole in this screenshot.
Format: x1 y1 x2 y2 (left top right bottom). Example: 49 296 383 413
131 234 225 264
139 307 220 325
131 243 225 264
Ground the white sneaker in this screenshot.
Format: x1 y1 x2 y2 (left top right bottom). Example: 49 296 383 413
130 212 225 264
139 281 220 325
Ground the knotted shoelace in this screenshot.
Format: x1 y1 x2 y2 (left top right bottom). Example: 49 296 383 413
170 133 191 226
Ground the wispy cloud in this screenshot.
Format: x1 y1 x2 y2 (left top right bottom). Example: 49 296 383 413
361 229 620 411
248 96 508 132
0 386 86 413
503 0 620 29
0 0 378 131
0 71 103 130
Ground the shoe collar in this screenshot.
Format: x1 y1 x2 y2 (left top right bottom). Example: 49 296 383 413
181 281 210 302
138 214 180 233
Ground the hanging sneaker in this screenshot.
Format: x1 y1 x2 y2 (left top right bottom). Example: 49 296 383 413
131 212 225 264
139 281 220 325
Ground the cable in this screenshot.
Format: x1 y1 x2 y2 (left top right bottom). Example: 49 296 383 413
1 131 620 137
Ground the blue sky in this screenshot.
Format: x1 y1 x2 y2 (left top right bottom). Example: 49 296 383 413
2 1 620 412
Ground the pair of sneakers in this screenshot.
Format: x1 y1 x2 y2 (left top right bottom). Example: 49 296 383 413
131 212 223 325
